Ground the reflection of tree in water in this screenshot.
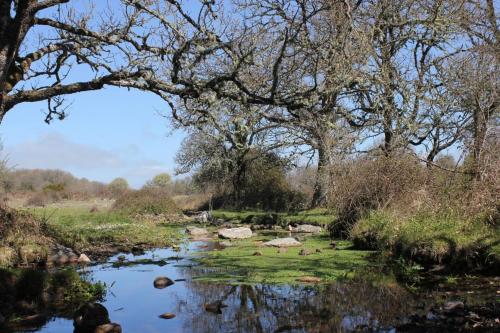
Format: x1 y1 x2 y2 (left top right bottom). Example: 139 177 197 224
174 272 420 332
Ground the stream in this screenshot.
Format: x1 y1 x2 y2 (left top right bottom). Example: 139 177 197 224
4 239 500 333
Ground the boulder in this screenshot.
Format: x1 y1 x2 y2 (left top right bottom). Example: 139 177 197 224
186 226 209 236
293 224 322 233
74 303 110 332
159 313 176 319
263 238 302 248
78 254 91 264
195 211 210 223
217 227 253 239
154 276 174 289
94 323 122 333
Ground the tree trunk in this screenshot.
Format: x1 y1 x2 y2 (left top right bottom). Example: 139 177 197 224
311 144 330 208
471 106 488 179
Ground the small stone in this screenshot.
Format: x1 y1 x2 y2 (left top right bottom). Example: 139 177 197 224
154 276 174 289
299 249 312 256
253 251 263 256
159 313 176 319
204 301 227 314
94 323 122 333
263 238 302 248
78 254 91 264
315 248 322 253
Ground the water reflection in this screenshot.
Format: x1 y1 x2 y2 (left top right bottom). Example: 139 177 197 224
2 241 482 333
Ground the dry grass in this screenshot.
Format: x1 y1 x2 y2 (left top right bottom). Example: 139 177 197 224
172 194 210 211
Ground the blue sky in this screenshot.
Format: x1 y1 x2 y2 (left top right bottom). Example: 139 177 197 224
2 87 186 188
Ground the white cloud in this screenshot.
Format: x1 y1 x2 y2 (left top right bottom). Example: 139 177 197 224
5 132 170 188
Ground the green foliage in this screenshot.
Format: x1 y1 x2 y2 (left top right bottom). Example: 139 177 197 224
43 183 65 192
148 173 172 188
351 210 500 270
112 188 180 215
108 177 129 197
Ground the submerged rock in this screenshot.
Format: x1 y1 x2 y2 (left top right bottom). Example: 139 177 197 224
159 313 176 319
186 226 209 236
217 227 253 239
94 323 122 333
73 303 110 332
154 276 174 289
263 238 302 248
292 224 322 233
204 301 227 314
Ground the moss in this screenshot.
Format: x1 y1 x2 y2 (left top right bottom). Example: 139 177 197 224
193 234 375 284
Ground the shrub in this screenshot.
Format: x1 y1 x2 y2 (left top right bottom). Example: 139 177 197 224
351 209 499 270
327 155 427 236
108 177 129 197
112 188 180 215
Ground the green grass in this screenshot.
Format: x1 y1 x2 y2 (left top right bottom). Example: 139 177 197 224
211 208 336 227
351 210 500 268
194 232 375 284
25 207 184 252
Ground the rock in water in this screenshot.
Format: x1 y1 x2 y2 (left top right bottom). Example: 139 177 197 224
94 323 122 333
294 224 322 233
73 303 110 332
204 301 227 314
159 313 176 319
154 276 174 289
217 227 253 239
186 226 209 236
78 254 91 264
263 238 302 248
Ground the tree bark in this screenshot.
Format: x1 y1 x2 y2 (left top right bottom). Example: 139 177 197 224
311 143 330 208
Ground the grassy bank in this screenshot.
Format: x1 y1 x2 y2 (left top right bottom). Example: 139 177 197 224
194 232 375 284
211 208 336 227
351 210 500 272
26 207 185 256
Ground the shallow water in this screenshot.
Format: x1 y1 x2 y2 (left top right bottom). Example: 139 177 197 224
8 240 499 333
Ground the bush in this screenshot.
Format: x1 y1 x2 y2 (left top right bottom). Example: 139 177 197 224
351 210 499 270
327 155 427 236
112 188 180 215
